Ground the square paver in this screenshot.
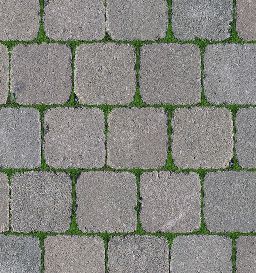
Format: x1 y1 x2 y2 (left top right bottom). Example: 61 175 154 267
108 236 169 273
11 172 72 232
44 107 105 168
170 236 232 273
106 0 168 40
0 108 41 168
0 173 9 232
77 172 137 232
0 45 9 104
204 172 256 232
140 44 201 104
107 108 168 169
44 236 105 273
171 107 233 169
75 44 136 104
11 44 72 104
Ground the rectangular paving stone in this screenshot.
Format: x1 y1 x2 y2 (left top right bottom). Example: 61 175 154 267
0 45 9 104
11 172 72 232
77 172 137 232
140 44 201 104
75 44 136 104
11 44 72 104
172 107 233 169
0 173 9 232
0 108 41 168
107 108 168 169
44 107 105 168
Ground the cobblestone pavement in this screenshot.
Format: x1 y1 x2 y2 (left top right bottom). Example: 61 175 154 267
0 0 256 272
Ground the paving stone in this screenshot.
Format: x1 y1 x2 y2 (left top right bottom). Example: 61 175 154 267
170 236 232 273
11 44 72 104
0 173 9 232
172 107 233 169
106 0 168 40
75 44 136 104
77 172 137 232
107 108 168 168
44 107 105 168
204 172 256 232
44 236 105 273
140 44 201 104
0 45 9 104
108 236 169 273
11 172 72 232
0 108 41 168
172 0 233 40
0 236 40 273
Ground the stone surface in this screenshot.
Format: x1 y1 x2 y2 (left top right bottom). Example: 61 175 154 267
0 45 9 104
0 173 9 232
44 107 105 168
108 236 169 273
77 172 137 232
75 44 136 104
172 107 233 168
0 108 41 168
140 44 201 104
107 108 168 168
204 172 256 232
11 172 72 232
11 44 72 104
170 236 232 273
44 236 105 273
106 0 168 40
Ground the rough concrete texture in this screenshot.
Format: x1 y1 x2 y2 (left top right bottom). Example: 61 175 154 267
172 107 233 168
44 236 105 273
170 236 232 273
107 108 168 168
106 0 168 40
0 236 40 273
108 236 169 273
11 172 72 232
0 108 41 168
44 0 105 40
204 172 256 232
0 45 9 104
75 44 136 104
77 172 137 232
140 172 201 232
44 107 105 168
0 173 9 232
11 44 72 104
140 44 201 104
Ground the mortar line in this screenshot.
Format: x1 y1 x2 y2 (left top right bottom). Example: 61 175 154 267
198 171 208 233
7 173 12 232
135 171 144 234
231 236 237 273
39 234 46 273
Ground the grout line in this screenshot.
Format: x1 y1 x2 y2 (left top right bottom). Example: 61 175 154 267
39 234 46 273
7 173 12 232
103 234 110 273
231 236 237 273
135 171 144 234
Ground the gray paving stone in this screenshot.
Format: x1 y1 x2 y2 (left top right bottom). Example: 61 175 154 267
44 236 105 273
106 0 168 40
170 236 232 273
75 44 136 104
107 108 168 168
0 45 9 104
204 172 256 232
0 173 9 232
44 107 105 168
108 236 169 273
0 236 40 273
11 172 72 232
140 44 201 104
172 0 233 40
172 107 233 169
0 108 41 168
11 44 72 104
77 172 137 232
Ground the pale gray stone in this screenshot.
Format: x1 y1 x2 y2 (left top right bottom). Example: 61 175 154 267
0 45 9 104
0 173 9 232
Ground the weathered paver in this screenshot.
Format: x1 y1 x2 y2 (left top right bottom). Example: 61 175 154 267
172 107 233 169
141 172 201 232
0 45 9 104
108 236 169 273
0 108 41 168
237 237 256 273
0 173 9 232
11 44 72 104
75 44 136 104
107 108 168 168
44 0 105 40
44 108 105 168
140 44 201 104
204 172 256 232
44 236 105 273
170 236 232 273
